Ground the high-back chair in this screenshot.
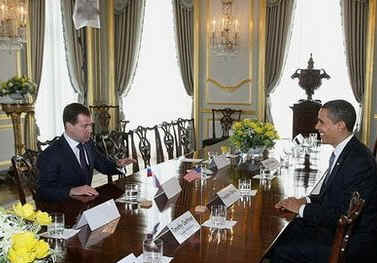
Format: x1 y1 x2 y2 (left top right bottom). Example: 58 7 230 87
11 149 40 206
37 136 60 151
328 192 365 263
134 125 164 168
159 121 178 161
175 118 196 156
89 104 118 136
202 108 242 147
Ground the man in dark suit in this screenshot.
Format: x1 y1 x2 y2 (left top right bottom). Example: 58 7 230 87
271 100 377 262
37 103 135 202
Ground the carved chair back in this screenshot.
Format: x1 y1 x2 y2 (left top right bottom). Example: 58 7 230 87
159 121 178 160
212 108 242 138
37 136 60 151
175 118 196 156
134 125 164 168
328 192 365 263
89 104 118 136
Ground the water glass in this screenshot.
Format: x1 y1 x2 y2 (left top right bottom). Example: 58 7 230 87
124 183 139 201
210 205 227 228
238 178 252 195
48 212 65 236
143 238 163 263
260 167 273 180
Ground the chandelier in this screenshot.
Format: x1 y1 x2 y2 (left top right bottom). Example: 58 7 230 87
0 0 27 50
209 0 239 56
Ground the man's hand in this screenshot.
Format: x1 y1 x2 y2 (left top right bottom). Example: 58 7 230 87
275 197 307 214
69 185 99 196
116 158 137 167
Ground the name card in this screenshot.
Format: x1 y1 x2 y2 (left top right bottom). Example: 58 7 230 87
117 253 137 263
161 176 182 199
213 154 231 170
293 133 304 145
75 199 120 231
217 184 241 207
167 211 201 244
184 168 201 182
261 157 280 170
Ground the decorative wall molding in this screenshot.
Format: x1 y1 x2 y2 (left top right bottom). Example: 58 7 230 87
0 124 13 130
207 78 251 93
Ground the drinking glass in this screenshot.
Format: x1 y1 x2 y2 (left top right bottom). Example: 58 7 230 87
143 237 163 263
47 212 65 237
238 178 252 195
260 167 273 180
124 183 139 202
210 205 227 228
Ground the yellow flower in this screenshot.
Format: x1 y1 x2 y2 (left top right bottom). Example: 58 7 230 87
265 122 274 130
12 232 37 252
232 121 242 130
254 127 263 134
12 202 35 221
265 130 275 138
8 247 35 263
34 240 50 259
35 211 52 226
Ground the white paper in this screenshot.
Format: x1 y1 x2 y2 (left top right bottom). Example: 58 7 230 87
293 133 304 145
202 219 237 229
241 189 258 196
213 155 231 170
117 253 137 263
39 228 80 240
161 176 182 199
261 158 280 170
216 184 241 208
179 157 203 163
75 199 120 231
167 211 201 244
136 255 173 263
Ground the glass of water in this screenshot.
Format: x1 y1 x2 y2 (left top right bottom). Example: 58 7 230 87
210 204 227 228
238 178 252 195
260 167 273 180
143 235 163 263
124 183 139 202
48 212 65 237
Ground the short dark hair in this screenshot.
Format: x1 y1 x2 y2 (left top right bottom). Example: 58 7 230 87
63 103 90 127
322 100 356 132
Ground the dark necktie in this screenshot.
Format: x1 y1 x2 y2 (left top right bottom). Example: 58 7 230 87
77 143 89 172
321 152 336 192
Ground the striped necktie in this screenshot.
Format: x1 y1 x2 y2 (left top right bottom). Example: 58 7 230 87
77 143 89 172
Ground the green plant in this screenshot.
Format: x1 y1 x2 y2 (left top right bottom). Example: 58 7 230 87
230 119 279 152
0 76 37 97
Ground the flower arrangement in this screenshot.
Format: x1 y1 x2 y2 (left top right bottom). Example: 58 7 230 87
230 119 279 153
0 202 54 263
0 76 37 98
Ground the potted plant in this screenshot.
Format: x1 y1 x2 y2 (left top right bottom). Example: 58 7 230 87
0 76 37 103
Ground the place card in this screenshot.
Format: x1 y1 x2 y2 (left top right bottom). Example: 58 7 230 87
261 157 280 170
213 154 231 170
202 219 237 230
136 255 173 263
252 174 277 180
74 199 120 231
117 253 137 263
184 168 201 182
40 228 80 240
216 184 241 208
179 157 202 163
78 218 120 248
167 211 201 244
161 176 182 199
226 153 238 158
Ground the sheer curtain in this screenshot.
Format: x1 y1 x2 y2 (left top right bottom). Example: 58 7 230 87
270 0 358 139
35 0 78 141
122 0 192 129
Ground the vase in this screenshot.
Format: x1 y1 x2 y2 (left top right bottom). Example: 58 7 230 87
9 92 26 103
247 145 266 160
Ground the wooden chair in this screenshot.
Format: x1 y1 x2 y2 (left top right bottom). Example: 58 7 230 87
202 108 242 147
175 118 196 156
11 150 40 206
95 130 139 181
159 121 178 161
89 104 118 136
134 125 164 169
328 192 365 263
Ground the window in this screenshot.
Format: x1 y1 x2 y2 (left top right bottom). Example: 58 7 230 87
122 0 192 129
270 0 359 138
35 0 77 141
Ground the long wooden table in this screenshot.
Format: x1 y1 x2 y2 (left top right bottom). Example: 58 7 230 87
39 141 332 263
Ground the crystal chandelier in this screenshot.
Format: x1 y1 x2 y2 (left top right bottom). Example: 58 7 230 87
0 0 27 50
209 0 239 56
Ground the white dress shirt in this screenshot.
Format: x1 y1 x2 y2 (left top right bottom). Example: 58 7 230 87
64 132 88 166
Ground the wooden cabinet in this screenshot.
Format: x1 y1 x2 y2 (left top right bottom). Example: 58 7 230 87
290 101 321 138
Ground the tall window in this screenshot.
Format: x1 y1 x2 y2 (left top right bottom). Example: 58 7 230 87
35 0 77 141
122 0 192 129
271 0 358 138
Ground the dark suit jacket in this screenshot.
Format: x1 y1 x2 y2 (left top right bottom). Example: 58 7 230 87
37 135 120 202
304 136 377 258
